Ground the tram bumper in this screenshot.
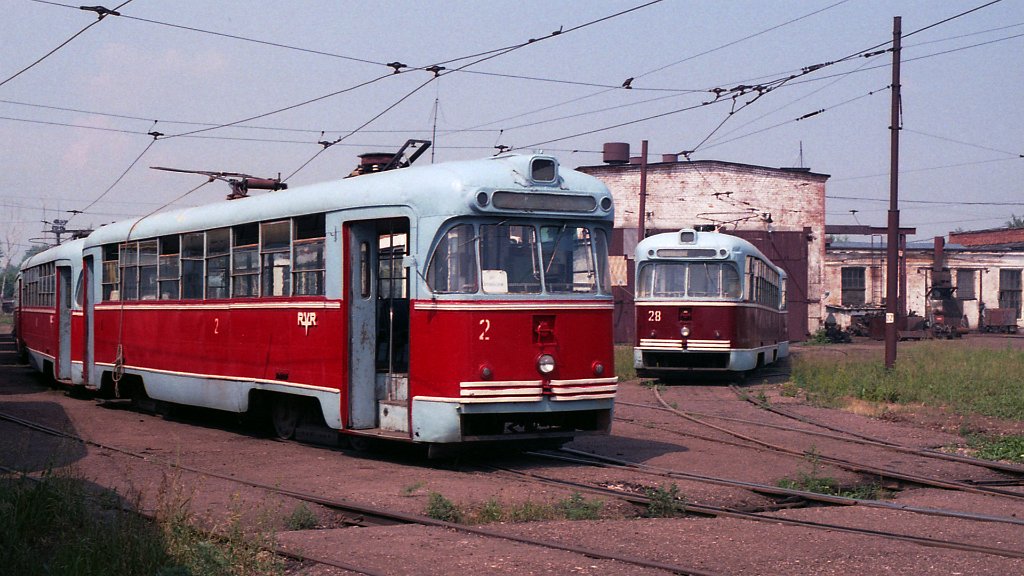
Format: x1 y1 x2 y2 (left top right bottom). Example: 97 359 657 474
411 394 615 443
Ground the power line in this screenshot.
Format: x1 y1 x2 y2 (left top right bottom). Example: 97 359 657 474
69 127 162 223
831 156 1023 182
1 1 134 88
904 129 1023 157
827 194 1024 206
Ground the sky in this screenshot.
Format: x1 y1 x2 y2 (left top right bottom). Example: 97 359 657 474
2 0 1022 262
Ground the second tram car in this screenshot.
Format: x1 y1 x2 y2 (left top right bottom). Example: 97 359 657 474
16 153 617 452
633 229 788 376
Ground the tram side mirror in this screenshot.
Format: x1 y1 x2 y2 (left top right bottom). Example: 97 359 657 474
402 255 417 269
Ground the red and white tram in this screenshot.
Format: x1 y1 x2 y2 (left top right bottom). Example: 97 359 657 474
16 238 88 384
17 153 617 451
633 229 788 377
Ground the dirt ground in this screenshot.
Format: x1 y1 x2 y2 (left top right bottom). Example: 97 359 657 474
2 332 1023 575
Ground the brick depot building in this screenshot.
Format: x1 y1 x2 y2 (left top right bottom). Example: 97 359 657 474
577 147 829 343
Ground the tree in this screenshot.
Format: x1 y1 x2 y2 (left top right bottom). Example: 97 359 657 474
1006 214 1024 229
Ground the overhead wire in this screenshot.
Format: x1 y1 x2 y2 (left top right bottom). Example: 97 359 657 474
68 123 164 224
1 1 134 88
281 0 668 180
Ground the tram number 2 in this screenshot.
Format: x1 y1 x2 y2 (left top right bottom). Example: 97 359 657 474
648 310 662 322
479 319 491 341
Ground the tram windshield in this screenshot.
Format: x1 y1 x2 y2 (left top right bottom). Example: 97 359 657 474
427 221 609 295
637 261 741 299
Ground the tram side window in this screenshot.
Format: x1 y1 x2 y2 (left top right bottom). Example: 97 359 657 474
102 244 119 301
261 221 291 297
138 240 158 300
480 224 540 294
205 228 230 299
594 229 611 295
378 232 408 299
723 264 741 298
181 232 205 300
23 264 54 308
292 214 325 296
540 225 597 293
232 223 259 298
119 243 139 301
158 235 180 300
426 224 478 294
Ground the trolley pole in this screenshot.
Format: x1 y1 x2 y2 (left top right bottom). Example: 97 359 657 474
885 16 902 370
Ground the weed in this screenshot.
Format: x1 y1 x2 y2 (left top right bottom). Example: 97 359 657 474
966 434 1024 463
425 492 463 523
284 503 318 531
780 381 800 397
401 481 425 496
776 448 889 500
755 390 769 404
507 501 557 522
644 483 684 518
476 499 504 523
557 491 603 520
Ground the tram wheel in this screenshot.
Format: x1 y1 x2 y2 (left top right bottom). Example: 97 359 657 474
271 397 302 440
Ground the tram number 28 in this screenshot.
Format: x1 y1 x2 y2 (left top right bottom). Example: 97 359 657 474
648 310 662 322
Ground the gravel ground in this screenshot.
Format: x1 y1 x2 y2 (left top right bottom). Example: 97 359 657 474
2 334 1023 575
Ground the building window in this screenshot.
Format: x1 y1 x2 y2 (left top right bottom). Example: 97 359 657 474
956 269 975 300
841 267 866 306
999 269 1022 318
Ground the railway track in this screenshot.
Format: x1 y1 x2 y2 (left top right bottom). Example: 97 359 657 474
0 408 717 576
614 388 1024 500
509 448 1024 559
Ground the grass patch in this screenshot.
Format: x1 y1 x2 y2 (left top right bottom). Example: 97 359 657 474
0 466 284 576
791 342 1024 420
427 492 605 524
966 434 1024 463
615 345 636 381
776 449 889 500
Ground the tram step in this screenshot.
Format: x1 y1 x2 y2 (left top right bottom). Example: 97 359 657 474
378 399 409 433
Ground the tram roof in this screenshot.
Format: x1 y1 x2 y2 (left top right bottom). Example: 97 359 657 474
636 229 776 268
84 154 613 248
21 238 86 270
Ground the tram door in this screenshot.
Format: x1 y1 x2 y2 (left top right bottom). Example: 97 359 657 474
347 218 411 431
56 265 72 382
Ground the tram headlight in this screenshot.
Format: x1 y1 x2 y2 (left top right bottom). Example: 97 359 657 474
480 364 494 380
592 361 605 376
681 326 691 337
537 354 556 375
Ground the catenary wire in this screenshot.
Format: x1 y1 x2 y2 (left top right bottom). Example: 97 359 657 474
1 1 134 88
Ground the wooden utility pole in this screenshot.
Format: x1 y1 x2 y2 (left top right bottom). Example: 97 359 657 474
885 16 902 370
638 140 649 240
